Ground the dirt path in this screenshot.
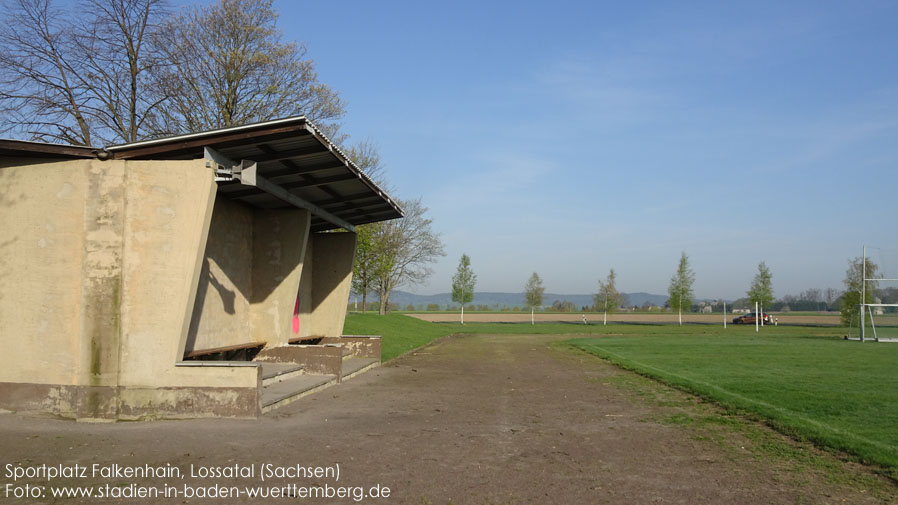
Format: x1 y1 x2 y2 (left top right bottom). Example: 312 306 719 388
0 334 894 504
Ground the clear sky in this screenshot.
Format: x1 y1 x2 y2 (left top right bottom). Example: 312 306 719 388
280 0 898 299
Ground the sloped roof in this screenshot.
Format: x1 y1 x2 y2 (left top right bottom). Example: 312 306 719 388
106 116 402 231
2 117 402 232
0 139 96 159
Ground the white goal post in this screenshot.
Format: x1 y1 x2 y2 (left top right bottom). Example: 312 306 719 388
859 304 898 342
859 246 898 342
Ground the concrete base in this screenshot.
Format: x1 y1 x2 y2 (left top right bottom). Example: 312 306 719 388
0 382 261 420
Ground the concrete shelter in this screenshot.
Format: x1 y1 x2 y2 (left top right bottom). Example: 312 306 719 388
0 117 401 420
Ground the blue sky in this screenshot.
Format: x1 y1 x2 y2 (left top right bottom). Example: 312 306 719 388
280 0 898 299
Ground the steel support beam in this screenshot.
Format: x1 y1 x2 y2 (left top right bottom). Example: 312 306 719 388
205 147 355 232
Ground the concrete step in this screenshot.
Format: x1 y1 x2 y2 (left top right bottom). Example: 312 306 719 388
260 362 305 387
261 374 337 413
342 357 380 380
260 358 381 414
341 345 352 361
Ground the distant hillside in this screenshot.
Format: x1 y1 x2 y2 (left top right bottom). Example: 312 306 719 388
377 291 670 309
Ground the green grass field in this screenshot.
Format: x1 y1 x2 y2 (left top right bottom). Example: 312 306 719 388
344 313 611 360
344 313 898 476
567 327 898 476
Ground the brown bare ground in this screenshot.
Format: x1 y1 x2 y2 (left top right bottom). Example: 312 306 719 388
0 334 895 504
408 312 845 325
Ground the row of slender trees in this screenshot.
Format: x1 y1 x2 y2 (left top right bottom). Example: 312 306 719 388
445 252 878 327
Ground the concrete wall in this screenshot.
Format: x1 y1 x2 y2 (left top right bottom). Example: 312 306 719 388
250 209 309 346
186 198 254 353
0 159 259 420
296 232 356 338
185 203 310 352
0 158 356 420
0 160 90 386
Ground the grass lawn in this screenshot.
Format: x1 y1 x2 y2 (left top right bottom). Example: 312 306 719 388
344 312 610 361
567 327 898 477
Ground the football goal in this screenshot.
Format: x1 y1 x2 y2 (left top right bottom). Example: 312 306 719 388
855 246 898 342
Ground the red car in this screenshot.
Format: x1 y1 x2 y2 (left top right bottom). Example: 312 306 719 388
732 312 772 325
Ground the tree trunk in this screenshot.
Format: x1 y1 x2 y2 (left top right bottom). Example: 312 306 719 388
461 304 464 325
678 307 682 326
361 291 367 314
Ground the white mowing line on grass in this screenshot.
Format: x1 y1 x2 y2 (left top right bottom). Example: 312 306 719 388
591 346 896 453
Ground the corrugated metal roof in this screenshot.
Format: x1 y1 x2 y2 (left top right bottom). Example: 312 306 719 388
1 118 402 230
104 116 402 231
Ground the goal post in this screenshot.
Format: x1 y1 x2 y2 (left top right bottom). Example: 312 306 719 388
859 245 898 342
858 304 898 342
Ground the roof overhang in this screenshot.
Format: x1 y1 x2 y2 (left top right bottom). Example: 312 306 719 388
1 117 402 232
0 139 97 159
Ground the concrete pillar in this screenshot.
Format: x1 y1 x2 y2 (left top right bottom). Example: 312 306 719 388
78 160 126 418
299 232 357 338
117 160 217 383
250 208 310 346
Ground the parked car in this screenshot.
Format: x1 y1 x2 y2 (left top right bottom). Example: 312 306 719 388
732 312 772 325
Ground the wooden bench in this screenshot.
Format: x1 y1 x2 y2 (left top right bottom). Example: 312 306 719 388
288 336 324 345
184 342 266 361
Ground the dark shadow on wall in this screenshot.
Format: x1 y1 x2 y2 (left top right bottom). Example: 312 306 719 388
184 258 240 354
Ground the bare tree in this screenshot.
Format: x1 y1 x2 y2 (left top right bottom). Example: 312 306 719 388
373 199 445 315
0 0 167 145
74 0 167 144
148 0 344 135
0 0 345 143
0 0 93 144
824 287 839 309
345 140 389 181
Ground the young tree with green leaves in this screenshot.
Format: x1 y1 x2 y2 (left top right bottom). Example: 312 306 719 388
594 268 622 326
524 272 545 325
747 261 775 323
451 254 476 324
668 252 695 326
841 257 878 327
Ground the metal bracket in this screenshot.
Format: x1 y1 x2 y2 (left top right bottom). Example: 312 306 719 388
204 147 256 185
203 146 354 231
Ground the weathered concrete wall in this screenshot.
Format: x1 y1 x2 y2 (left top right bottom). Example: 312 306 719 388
185 198 254 354
117 161 258 390
0 161 89 385
295 235 315 337
251 209 309 346
256 345 342 378
186 204 310 352
0 159 259 419
320 336 381 359
303 233 357 338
